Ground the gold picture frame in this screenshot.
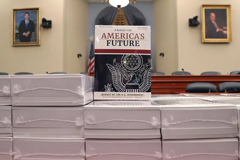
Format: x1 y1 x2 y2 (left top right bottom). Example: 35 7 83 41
12 8 41 46
201 5 232 43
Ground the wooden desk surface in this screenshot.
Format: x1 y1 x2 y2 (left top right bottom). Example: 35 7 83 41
88 74 240 94
152 75 240 94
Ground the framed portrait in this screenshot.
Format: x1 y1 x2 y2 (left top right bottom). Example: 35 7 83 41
201 5 232 43
12 8 41 46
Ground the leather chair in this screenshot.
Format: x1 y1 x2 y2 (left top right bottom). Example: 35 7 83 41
0 72 8 75
151 72 165 75
186 82 217 93
201 71 221 75
219 82 240 93
14 72 33 75
172 71 191 75
230 71 240 75
49 72 66 74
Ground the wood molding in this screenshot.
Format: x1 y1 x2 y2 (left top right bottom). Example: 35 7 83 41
89 74 240 94
151 75 240 94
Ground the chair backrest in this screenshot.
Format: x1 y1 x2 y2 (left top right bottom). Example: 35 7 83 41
49 72 66 74
230 71 240 75
80 72 89 75
14 72 33 75
0 72 8 75
186 82 217 93
201 71 221 75
219 82 240 93
151 72 165 75
172 71 191 75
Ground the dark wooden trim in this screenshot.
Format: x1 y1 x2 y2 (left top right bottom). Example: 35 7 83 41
89 74 240 94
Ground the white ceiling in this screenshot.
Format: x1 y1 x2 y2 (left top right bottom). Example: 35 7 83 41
87 0 154 2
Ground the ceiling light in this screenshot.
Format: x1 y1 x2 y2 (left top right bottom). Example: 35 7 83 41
109 0 129 8
101 0 136 8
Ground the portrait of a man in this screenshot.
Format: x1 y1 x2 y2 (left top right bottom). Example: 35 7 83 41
205 10 227 39
12 8 40 46
202 5 232 43
18 12 35 42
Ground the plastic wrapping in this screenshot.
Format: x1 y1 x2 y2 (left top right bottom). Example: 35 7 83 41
213 99 240 136
163 138 238 160
0 106 12 136
13 138 85 160
86 139 162 160
0 138 12 160
151 94 201 101
84 101 161 139
13 107 84 138
152 94 186 98
0 75 11 106
10 74 93 106
153 99 238 139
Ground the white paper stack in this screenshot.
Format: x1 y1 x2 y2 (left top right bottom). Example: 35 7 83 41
196 95 240 101
0 106 12 137
152 94 186 98
10 74 94 106
0 138 12 160
84 101 161 139
153 98 238 139
152 95 195 101
0 75 11 106
13 107 84 137
84 101 162 160
222 99 240 137
204 98 240 138
13 137 85 160
182 94 229 99
10 74 93 160
86 139 162 160
162 138 238 160
0 76 12 160
221 94 240 97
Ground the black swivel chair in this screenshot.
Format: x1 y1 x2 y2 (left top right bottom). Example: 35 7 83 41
201 71 221 75
172 71 191 75
186 82 217 93
151 72 165 75
219 82 240 93
49 72 66 74
14 72 33 75
230 71 240 75
0 72 8 75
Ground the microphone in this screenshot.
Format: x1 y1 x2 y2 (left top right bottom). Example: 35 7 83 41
182 68 185 71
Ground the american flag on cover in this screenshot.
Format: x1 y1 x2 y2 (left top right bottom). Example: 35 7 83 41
87 36 95 73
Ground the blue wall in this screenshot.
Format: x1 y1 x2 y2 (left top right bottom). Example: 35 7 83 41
88 2 154 57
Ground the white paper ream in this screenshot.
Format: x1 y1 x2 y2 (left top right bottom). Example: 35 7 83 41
163 138 238 160
86 139 162 160
84 101 160 139
154 98 238 139
0 106 12 136
13 107 84 138
13 137 85 160
10 74 93 106
0 138 12 160
0 75 11 106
